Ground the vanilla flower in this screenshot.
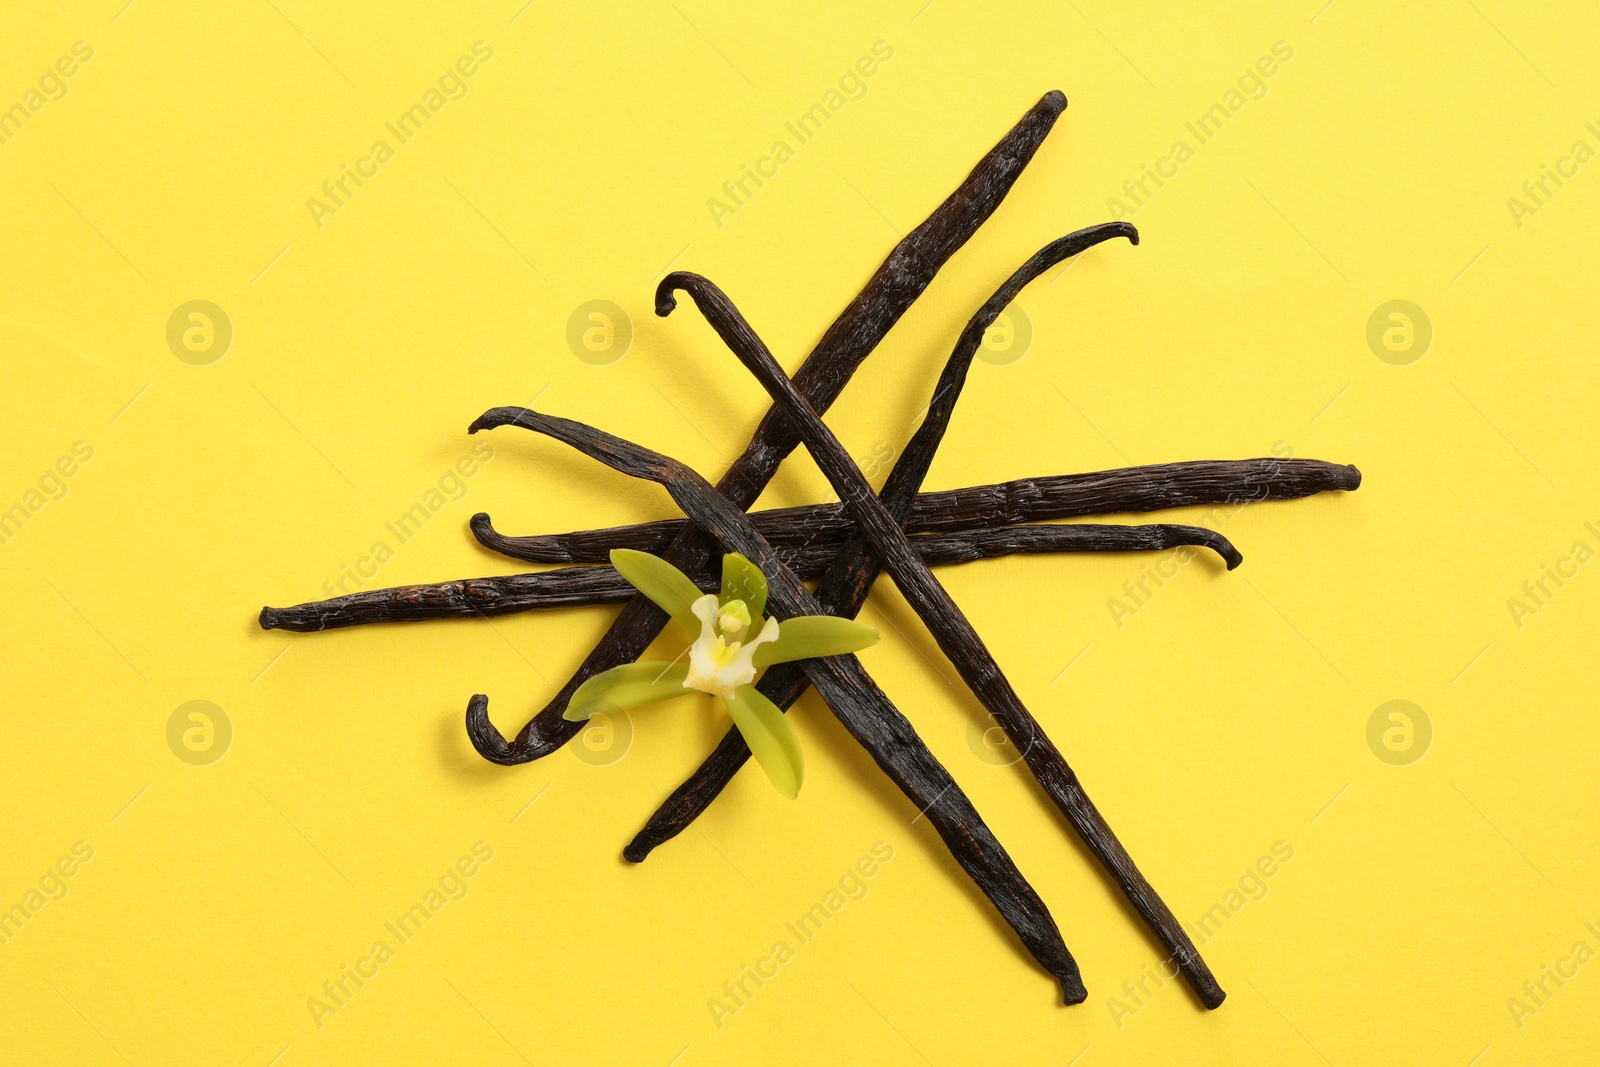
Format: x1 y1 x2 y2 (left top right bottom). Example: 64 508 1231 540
564 549 880 797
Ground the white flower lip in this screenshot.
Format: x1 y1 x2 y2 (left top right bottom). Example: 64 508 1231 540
684 593 778 699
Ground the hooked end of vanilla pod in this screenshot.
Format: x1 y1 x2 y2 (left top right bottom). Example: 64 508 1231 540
1204 530 1243 570
654 280 681 317
464 693 519 765
258 606 280 630
1058 969 1088 1006
1341 464 1363 490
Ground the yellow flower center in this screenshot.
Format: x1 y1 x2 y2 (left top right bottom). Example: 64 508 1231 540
717 599 751 640
685 594 777 698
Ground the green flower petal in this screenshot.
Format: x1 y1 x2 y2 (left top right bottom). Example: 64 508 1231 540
564 660 693 721
610 549 704 634
753 615 880 667
719 552 768 622
724 685 804 798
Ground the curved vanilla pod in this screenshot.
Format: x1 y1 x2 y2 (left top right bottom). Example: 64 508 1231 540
655 272 1227 1008
468 404 1088 1004
465 91 1071 765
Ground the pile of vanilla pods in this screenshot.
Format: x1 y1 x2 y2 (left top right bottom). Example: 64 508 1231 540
262 91 1360 1011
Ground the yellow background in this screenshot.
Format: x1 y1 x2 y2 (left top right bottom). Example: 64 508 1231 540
3 1 1596 1063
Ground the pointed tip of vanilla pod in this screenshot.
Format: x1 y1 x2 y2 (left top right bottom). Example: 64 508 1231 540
468 407 530 436
1041 89 1067 113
